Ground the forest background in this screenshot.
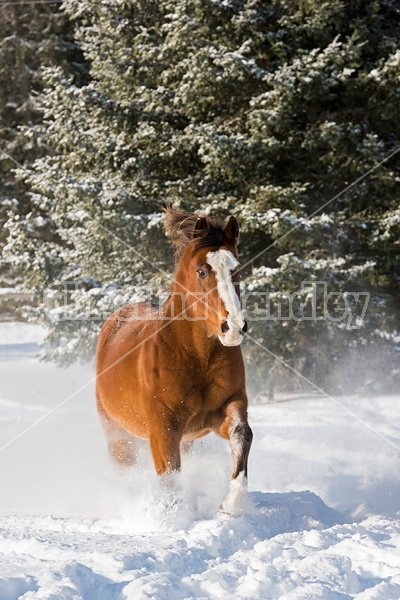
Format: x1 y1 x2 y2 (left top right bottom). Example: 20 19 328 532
1 0 399 398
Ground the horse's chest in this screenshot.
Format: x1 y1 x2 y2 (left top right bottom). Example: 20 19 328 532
200 366 232 407
169 352 240 413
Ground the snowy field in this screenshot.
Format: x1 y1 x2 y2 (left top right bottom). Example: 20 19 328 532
0 323 400 599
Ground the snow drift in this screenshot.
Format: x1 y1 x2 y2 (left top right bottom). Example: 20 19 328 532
0 324 400 598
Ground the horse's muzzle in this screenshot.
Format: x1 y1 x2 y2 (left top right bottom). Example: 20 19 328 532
221 319 247 335
221 320 230 334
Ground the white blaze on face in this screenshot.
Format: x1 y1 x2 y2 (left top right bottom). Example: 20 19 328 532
206 249 246 347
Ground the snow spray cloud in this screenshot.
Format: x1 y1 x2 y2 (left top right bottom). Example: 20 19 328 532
42 280 370 329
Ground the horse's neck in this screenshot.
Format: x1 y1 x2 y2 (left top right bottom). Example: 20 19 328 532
163 291 216 364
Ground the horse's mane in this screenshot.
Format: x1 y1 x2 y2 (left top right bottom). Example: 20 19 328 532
164 208 226 258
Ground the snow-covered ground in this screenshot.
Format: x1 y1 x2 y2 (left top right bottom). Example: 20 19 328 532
1 323 400 599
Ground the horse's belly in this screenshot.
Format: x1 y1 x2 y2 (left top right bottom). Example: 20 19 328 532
182 405 222 439
182 428 211 441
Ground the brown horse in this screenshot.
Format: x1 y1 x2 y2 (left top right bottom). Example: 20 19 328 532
96 209 253 515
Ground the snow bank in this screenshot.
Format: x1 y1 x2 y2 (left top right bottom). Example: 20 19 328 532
0 323 400 598
0 322 46 359
0 505 399 598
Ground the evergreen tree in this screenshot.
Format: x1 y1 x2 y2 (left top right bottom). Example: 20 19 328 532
4 0 400 393
0 0 86 314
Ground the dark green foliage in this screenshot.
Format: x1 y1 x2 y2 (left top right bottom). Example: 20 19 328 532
2 0 400 394
0 0 87 298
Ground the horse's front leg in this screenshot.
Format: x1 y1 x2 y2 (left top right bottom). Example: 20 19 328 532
149 407 183 471
215 398 253 516
149 414 183 510
149 418 182 476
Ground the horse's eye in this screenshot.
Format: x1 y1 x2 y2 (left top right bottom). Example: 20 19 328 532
197 268 207 279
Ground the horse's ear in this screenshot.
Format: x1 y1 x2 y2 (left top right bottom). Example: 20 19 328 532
193 216 208 237
224 216 240 245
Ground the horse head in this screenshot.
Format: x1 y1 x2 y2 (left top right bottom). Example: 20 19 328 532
165 209 247 347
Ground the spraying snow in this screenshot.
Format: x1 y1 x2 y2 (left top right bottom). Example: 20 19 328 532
0 323 400 598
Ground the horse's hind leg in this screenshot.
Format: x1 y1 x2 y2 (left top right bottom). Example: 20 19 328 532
97 397 137 467
108 431 137 467
181 440 194 455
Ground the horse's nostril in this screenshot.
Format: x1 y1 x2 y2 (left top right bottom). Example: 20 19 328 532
221 321 230 334
242 320 248 333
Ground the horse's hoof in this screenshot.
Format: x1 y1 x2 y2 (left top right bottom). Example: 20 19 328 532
219 473 247 516
218 503 243 517
156 492 183 515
